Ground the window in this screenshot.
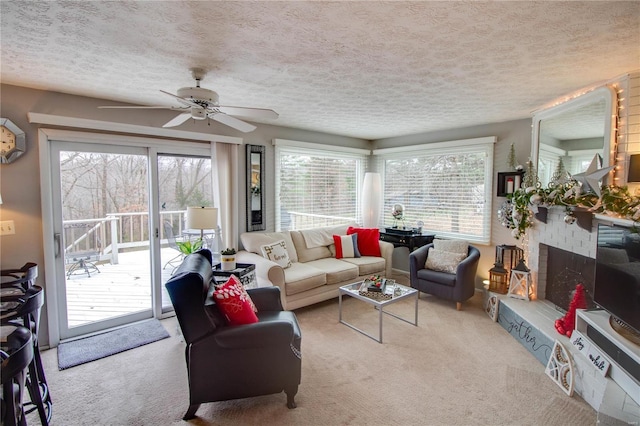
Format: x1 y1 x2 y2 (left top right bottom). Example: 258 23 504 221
565 150 601 176
375 137 495 244
274 140 368 231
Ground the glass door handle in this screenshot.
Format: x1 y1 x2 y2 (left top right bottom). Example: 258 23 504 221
54 233 62 258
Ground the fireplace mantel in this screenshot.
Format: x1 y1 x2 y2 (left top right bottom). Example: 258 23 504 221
495 206 640 423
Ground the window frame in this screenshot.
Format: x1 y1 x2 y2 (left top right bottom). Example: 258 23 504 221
273 139 370 231
373 137 495 244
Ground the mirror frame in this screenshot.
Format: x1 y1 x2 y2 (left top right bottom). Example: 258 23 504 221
246 144 266 232
531 85 617 185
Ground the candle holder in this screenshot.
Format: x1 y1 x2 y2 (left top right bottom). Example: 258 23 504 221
489 262 509 294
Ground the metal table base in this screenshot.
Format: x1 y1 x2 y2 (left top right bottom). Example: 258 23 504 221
338 283 418 343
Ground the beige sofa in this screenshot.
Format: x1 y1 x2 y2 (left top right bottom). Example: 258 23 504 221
237 223 394 310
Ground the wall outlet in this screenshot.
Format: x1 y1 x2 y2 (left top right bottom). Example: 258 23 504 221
0 220 16 236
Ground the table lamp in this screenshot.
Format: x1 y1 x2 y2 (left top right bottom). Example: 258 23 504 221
186 206 218 240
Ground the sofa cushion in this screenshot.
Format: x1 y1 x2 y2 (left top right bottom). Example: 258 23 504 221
347 227 381 257
341 256 386 276
417 268 457 287
304 258 359 285
240 231 298 263
333 234 360 259
425 248 466 274
290 230 332 263
433 239 468 255
261 240 292 268
300 228 334 248
283 263 327 296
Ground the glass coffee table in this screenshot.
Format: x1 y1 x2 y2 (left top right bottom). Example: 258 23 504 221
338 280 418 343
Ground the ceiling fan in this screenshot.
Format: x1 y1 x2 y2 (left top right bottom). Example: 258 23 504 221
99 68 278 133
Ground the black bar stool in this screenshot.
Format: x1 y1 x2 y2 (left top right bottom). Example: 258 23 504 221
1 263 38 292
1 326 34 426
2 286 52 425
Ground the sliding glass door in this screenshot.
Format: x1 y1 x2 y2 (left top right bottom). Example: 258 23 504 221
157 154 214 313
48 136 214 340
52 143 153 339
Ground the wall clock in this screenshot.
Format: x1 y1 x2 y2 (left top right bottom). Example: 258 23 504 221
1 118 26 164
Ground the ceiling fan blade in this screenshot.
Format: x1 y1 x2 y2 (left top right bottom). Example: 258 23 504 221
98 105 173 109
162 113 192 128
159 90 200 108
218 105 279 119
212 113 257 133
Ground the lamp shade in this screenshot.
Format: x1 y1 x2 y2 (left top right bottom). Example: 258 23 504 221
186 206 218 230
362 172 382 228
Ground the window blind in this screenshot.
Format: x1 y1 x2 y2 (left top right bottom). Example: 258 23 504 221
275 145 367 231
539 145 564 185
376 141 494 243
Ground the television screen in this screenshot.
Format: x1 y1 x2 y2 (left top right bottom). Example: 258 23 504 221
595 223 640 336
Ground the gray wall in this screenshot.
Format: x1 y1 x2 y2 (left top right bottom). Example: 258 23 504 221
0 83 530 345
0 84 370 345
373 119 533 279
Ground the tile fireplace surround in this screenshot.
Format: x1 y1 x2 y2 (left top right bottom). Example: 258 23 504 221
492 207 639 424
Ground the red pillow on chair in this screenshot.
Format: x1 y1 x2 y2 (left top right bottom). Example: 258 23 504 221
347 227 381 257
213 275 258 325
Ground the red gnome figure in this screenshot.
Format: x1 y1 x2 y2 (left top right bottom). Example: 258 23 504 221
555 284 587 337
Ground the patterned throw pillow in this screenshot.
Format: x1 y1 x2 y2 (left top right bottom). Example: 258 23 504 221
433 239 468 255
425 248 467 274
213 275 258 325
333 234 361 259
261 239 292 268
346 227 381 257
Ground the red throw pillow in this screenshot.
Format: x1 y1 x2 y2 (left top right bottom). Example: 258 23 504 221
213 275 258 325
347 227 381 257
333 234 361 259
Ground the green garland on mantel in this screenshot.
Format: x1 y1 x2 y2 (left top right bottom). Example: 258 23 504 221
499 179 640 240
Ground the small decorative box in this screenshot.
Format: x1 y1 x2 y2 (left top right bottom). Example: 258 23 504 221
212 263 257 288
358 280 392 300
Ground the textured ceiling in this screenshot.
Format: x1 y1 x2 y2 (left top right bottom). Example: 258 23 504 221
1 1 639 140
541 101 606 141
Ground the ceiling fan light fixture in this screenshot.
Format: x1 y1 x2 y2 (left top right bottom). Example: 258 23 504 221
191 107 206 120
177 87 219 104
98 68 276 133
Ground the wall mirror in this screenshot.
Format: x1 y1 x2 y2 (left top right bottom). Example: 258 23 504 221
532 86 617 187
246 144 265 231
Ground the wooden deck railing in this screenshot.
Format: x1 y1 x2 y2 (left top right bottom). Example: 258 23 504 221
63 210 186 265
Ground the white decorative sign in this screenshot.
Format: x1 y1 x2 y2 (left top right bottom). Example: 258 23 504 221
570 330 611 377
545 340 575 396
484 295 499 322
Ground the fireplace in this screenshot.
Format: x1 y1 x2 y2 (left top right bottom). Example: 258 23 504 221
538 244 596 313
498 207 640 420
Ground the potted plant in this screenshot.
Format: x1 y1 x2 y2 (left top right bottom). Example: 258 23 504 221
176 239 203 255
220 248 237 271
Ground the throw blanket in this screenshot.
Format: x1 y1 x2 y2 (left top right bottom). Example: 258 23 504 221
301 228 334 248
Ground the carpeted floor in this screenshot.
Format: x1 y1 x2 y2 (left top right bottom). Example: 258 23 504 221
31 277 597 425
